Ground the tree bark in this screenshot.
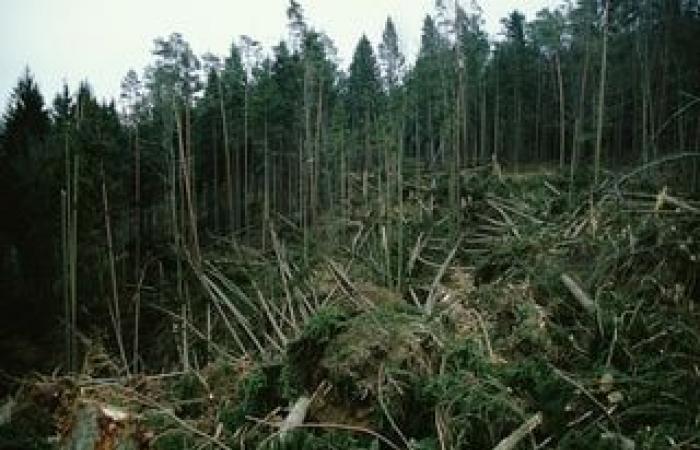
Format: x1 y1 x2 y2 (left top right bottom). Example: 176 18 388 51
595 0 610 185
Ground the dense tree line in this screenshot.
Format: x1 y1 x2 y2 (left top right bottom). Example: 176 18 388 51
1 0 699 374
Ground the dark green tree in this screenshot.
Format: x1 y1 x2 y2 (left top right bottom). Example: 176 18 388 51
347 35 382 126
0 69 54 318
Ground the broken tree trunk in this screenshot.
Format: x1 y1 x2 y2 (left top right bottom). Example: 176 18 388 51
492 412 543 450
279 396 312 442
561 273 597 316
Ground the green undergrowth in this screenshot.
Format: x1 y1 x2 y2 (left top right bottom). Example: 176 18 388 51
0 404 53 450
156 170 699 448
9 168 698 449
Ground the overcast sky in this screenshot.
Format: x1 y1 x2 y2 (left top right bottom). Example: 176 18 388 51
1 0 557 107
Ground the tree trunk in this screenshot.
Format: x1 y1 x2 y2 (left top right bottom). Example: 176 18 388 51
244 79 250 231
556 52 566 170
571 38 591 198
175 105 200 264
132 126 141 372
219 76 234 232
594 0 610 185
101 163 129 374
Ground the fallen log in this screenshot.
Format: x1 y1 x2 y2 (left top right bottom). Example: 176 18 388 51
561 273 598 316
279 396 312 442
492 412 543 450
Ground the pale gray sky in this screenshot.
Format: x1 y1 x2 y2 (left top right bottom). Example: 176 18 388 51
1 0 557 107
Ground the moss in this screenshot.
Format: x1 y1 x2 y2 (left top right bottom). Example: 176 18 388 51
219 364 283 434
321 302 438 390
261 430 375 450
283 306 350 397
0 400 54 450
151 433 192 450
420 370 526 448
307 304 442 439
497 358 571 436
169 372 205 418
0 424 53 450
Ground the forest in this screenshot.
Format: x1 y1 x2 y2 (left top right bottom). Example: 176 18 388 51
1 0 699 448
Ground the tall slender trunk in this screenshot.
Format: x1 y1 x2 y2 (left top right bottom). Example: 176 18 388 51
383 121 391 287
594 0 610 185
462 64 469 165
480 79 487 161
70 151 79 373
175 105 201 264
219 76 234 232
362 109 370 204
397 97 406 291
300 133 308 263
535 61 541 161
186 101 197 223
313 77 323 221
340 129 347 237
571 38 591 197
428 103 434 218
62 131 75 373
513 87 520 172
244 79 249 231
452 66 462 219
211 126 220 231
132 126 141 372
101 163 129 374
263 118 270 251
415 104 421 221
556 52 566 169
494 62 500 161
302 61 312 264
168 148 187 371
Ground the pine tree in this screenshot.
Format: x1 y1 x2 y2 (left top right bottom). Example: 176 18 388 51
378 17 405 92
347 35 382 203
347 35 382 126
0 69 53 313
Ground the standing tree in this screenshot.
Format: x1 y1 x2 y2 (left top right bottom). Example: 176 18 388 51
531 6 569 169
595 0 610 184
287 0 307 54
240 35 262 231
0 69 55 357
119 68 144 370
347 35 383 203
222 43 246 230
378 17 405 93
